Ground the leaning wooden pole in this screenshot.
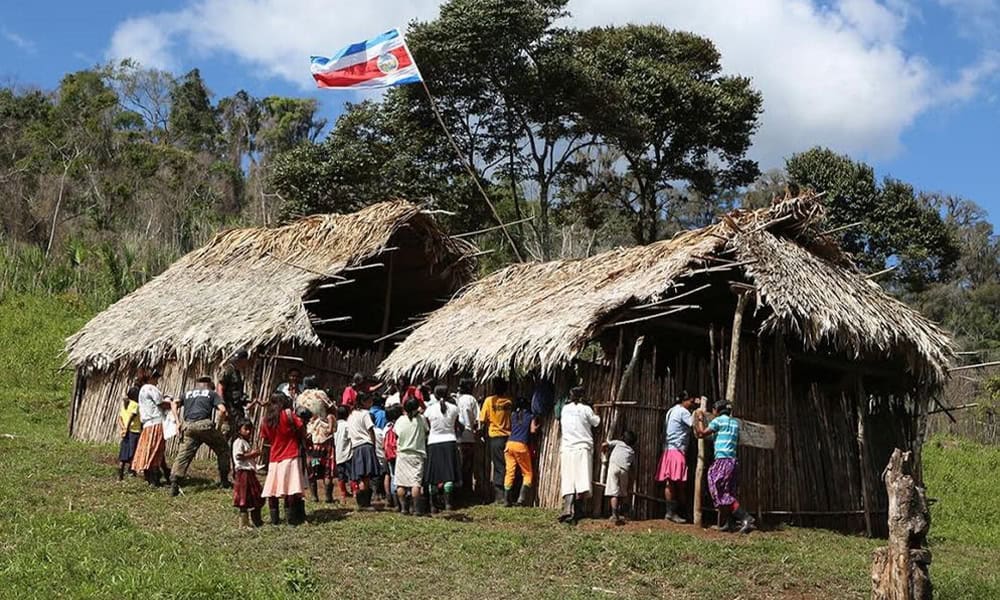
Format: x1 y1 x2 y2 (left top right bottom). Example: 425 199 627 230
871 449 932 600
696 292 750 527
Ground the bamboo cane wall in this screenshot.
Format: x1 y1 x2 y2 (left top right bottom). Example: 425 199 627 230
530 333 920 534
69 345 384 460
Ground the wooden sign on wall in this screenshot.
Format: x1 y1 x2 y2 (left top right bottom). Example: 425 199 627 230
740 419 776 449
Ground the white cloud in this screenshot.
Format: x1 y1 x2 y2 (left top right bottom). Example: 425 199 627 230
105 0 995 166
2 28 36 54
937 0 1000 41
107 17 182 71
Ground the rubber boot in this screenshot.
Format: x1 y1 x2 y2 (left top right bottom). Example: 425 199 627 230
572 498 586 523
503 488 515 508
401 493 412 515
309 480 319 503
413 494 428 517
324 481 335 504
250 508 263 527
664 500 685 524
387 490 397 509
733 507 756 534
239 512 250 529
118 463 126 482
169 477 181 497
444 491 455 511
494 486 505 504
516 485 531 507
558 494 574 523
268 498 281 525
430 491 441 514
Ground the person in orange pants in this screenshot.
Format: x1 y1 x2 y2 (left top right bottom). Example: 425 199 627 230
504 397 539 506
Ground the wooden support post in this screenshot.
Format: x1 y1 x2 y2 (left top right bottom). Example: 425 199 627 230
693 394 708 527
857 377 874 538
377 253 395 355
725 291 751 407
871 449 932 600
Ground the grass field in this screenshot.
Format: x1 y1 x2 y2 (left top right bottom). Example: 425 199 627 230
0 293 997 599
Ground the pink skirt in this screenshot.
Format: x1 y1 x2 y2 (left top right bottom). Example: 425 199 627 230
262 457 306 498
656 448 688 482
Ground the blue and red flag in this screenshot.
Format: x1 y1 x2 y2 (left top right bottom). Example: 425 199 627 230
310 28 423 89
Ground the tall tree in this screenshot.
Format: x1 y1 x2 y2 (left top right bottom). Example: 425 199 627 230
574 25 762 244
168 69 219 152
786 147 959 290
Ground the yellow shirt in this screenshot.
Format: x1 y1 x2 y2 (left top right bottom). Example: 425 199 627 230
479 395 513 438
119 400 141 435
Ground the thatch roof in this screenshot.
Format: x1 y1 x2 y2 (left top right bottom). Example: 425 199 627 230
67 200 473 373
378 194 955 385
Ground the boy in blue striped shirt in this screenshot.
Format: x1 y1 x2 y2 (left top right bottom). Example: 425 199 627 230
695 401 755 534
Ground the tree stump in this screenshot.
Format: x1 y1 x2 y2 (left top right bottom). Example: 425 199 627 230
871 449 932 600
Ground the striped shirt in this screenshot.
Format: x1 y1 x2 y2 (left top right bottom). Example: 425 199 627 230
708 414 740 459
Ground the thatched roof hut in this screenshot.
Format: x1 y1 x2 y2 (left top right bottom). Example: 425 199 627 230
67 200 474 443
379 194 954 534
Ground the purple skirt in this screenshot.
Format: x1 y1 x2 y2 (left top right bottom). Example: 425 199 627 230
707 457 740 508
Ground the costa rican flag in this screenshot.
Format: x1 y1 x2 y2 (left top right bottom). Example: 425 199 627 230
311 28 423 89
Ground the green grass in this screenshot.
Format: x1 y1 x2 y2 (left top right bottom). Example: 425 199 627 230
0 294 997 599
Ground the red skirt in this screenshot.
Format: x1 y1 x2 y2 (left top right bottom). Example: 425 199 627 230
233 469 265 509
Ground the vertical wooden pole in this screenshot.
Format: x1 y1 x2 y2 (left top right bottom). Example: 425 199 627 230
725 291 751 408
377 253 395 356
693 394 708 527
857 376 874 537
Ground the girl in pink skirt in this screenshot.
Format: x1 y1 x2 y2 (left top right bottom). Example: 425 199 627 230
261 393 307 526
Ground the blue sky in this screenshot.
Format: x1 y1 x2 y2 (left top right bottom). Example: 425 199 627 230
2 0 999 227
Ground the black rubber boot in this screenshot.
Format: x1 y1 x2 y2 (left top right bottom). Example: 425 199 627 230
516 485 531 507
117 464 126 481
169 477 181 497
504 488 515 508
250 508 263 527
664 500 685 523
444 491 454 511
268 498 280 525
309 480 319 503
572 498 586 523
413 495 427 517
387 491 397 509
324 482 335 504
401 493 412 515
558 494 574 523
733 507 755 534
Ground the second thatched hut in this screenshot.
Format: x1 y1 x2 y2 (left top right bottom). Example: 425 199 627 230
379 194 954 535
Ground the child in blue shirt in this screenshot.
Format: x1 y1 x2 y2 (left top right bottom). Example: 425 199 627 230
695 401 754 534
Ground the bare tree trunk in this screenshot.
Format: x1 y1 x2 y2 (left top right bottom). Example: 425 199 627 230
46 161 73 258
871 449 932 600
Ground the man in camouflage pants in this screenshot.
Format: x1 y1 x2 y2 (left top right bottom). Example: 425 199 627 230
170 376 231 497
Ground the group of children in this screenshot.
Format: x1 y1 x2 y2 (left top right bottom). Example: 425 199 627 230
117 365 752 534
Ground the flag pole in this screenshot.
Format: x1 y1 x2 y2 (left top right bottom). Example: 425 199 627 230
399 32 524 262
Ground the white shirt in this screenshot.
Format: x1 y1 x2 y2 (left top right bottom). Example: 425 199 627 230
334 419 352 464
425 401 459 445
138 384 164 427
346 409 375 448
560 402 600 452
232 437 256 471
385 392 401 408
455 393 480 444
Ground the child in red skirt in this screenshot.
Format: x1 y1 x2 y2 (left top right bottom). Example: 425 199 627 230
232 419 265 528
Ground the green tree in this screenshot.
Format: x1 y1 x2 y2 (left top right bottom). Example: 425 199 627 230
786 147 959 290
168 69 219 151
574 25 762 244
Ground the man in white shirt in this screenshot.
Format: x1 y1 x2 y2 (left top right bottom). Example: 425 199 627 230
558 386 600 523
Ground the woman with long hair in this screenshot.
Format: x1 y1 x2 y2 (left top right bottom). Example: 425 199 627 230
261 392 308 525
424 384 462 511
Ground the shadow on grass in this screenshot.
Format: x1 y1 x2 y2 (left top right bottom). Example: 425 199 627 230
308 508 351 524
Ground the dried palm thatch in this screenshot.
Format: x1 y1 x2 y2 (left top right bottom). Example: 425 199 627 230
66 200 473 373
378 194 954 384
